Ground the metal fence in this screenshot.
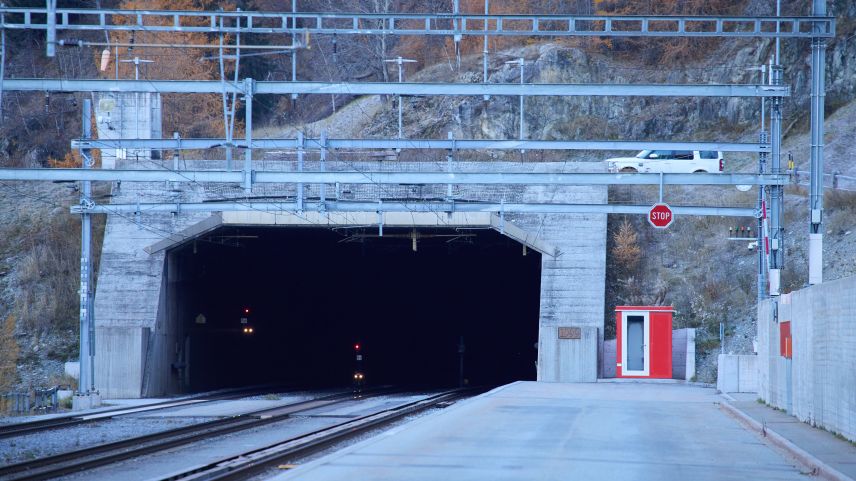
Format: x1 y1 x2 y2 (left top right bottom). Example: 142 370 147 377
0 387 60 414
794 170 856 192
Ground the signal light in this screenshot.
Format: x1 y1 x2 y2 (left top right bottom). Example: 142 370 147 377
354 343 360 351
243 308 250 314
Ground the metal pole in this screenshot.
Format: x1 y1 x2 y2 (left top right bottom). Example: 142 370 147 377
483 0 489 101
78 99 93 393
758 130 768 301
519 58 524 143
446 131 454 200
46 0 56 57
397 58 403 139
775 0 781 64
757 66 767 301
0 6 5 122
453 0 461 70
243 78 253 192
231 12 241 143
768 64 783 295
808 0 827 285
319 130 327 208
291 0 298 101
218 17 232 171
297 130 304 212
384 57 416 140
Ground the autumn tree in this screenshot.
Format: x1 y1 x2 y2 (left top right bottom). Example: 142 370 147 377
591 0 746 63
612 218 641 274
103 0 237 137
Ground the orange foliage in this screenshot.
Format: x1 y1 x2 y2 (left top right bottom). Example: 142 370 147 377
100 0 236 137
48 149 102 168
393 0 746 67
590 0 745 62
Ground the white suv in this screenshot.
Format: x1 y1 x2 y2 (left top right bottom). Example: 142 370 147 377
605 150 723 173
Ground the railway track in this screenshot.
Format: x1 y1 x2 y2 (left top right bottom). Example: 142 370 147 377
0 387 401 481
155 388 479 481
0 384 291 440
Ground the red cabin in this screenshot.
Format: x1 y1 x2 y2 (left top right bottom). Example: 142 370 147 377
616 306 673 378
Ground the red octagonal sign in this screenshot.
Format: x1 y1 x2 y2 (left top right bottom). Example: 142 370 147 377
648 203 674 229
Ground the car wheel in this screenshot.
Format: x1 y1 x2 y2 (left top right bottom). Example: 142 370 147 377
620 167 638 173
693 169 707 173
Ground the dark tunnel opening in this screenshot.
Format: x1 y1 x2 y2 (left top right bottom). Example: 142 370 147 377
169 226 542 392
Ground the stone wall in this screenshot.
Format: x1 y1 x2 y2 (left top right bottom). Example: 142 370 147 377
672 328 696 381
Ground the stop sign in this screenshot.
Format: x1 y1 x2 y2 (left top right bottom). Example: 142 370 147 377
648 203 674 229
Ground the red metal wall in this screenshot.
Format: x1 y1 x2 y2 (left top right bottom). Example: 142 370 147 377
780 321 792 359
615 306 673 379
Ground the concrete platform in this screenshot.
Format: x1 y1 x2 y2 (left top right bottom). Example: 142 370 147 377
273 381 809 481
727 392 856 480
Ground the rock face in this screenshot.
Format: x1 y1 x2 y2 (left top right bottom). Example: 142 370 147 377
404 31 854 147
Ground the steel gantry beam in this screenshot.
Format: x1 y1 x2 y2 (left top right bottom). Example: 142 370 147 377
0 6 835 39
70 201 757 217
0 168 788 186
0 79 791 97
71 138 772 153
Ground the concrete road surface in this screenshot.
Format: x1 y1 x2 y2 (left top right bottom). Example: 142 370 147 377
273 381 808 481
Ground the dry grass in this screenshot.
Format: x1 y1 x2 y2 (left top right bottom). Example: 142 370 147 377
825 190 856 212
0 314 20 392
15 213 81 333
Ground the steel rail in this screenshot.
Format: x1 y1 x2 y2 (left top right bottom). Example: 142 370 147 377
0 7 835 38
71 137 772 153
156 388 479 481
0 168 789 186
0 79 791 97
0 384 289 440
0 387 400 481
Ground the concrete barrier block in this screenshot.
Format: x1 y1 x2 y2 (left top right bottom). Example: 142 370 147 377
72 392 102 411
717 354 739 393
601 339 616 378
738 355 758 392
64 361 80 380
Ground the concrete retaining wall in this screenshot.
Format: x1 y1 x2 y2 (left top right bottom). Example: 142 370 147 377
94 327 148 398
716 354 758 393
538 326 598 382
672 328 696 381
758 275 856 442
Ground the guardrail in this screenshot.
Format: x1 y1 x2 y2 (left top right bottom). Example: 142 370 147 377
1 387 60 414
793 170 856 192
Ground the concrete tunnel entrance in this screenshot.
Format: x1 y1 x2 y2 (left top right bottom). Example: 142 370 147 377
167 226 542 392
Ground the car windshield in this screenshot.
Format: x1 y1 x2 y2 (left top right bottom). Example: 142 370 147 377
636 150 652 159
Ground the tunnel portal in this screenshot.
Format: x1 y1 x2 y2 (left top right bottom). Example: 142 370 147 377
169 226 542 391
